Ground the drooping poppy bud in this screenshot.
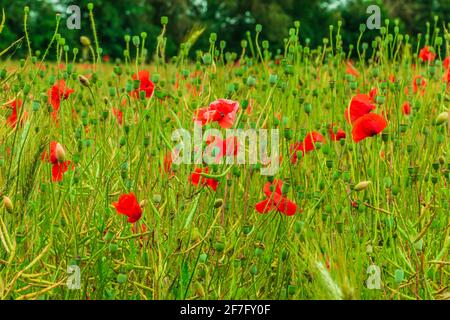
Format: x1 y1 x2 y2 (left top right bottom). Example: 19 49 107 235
3 196 13 213
55 143 66 163
354 181 371 191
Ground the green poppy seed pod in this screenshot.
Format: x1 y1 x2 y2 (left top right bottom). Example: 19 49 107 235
214 199 224 208
55 143 66 163
132 36 140 47
214 241 225 252
3 196 13 213
246 76 256 87
141 32 147 39
161 16 168 25
304 103 312 114
152 194 162 204
354 181 371 192
199 253 208 264
255 24 262 33
117 273 127 284
78 75 90 87
87 3 94 11
24 6 30 13
435 111 448 125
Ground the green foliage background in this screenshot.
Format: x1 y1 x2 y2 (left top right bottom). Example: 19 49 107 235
0 0 449 60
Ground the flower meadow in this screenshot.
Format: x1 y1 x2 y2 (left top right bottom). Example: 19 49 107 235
0 6 449 300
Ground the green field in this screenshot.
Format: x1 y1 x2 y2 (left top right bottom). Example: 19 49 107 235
0 5 449 300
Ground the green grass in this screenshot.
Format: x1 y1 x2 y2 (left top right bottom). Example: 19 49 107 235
0 10 449 300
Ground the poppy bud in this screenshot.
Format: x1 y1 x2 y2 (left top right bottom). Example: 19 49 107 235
435 111 448 125
3 196 13 213
78 75 90 87
354 180 371 191
214 199 223 208
80 36 91 47
139 200 147 208
55 143 66 163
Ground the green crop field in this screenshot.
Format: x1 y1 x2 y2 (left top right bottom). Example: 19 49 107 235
0 3 448 300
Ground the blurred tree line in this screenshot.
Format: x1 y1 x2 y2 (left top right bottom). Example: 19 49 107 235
0 0 449 61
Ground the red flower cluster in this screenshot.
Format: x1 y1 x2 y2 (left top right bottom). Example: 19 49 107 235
113 192 142 223
42 141 72 182
255 179 298 216
419 46 435 62
131 70 155 99
345 93 387 142
47 80 74 120
345 94 376 124
328 125 346 141
194 99 239 128
189 167 219 191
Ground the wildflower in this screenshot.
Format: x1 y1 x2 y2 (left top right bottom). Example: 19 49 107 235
113 193 143 223
42 141 73 182
412 75 426 95
328 125 346 141
5 99 26 128
444 57 450 69
194 99 239 129
354 181 371 191
255 179 298 216
290 131 326 164
112 108 123 125
189 167 218 191
47 80 74 120
205 135 239 163
419 46 436 62
345 94 376 124
402 102 412 115
345 61 359 77
131 70 155 98
351 113 387 143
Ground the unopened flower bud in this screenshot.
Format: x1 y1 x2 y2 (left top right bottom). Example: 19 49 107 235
3 196 13 213
55 143 66 163
354 180 371 191
78 74 90 87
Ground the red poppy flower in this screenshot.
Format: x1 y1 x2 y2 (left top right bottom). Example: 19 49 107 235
368 88 378 102
205 135 239 163
328 125 346 141
345 94 376 124
255 179 298 216
445 69 450 84
419 46 436 62
189 167 218 191
402 102 412 115
444 57 450 69
42 141 73 182
102 55 110 63
351 113 387 143
5 99 25 128
164 151 173 173
112 108 123 125
47 80 74 119
51 161 72 182
345 61 359 77
193 99 239 129
131 70 155 98
289 131 325 164
412 75 426 95
113 193 142 223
